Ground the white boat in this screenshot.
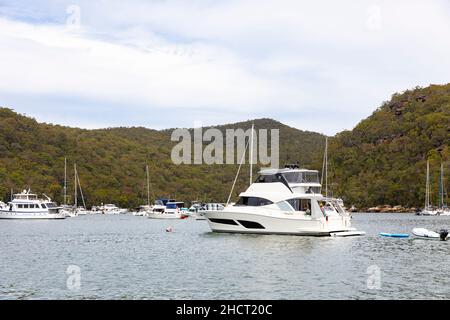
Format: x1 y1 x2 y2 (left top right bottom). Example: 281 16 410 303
134 165 153 217
0 190 66 219
189 203 225 220
412 228 448 241
204 166 363 236
100 204 128 215
147 200 187 219
205 128 364 237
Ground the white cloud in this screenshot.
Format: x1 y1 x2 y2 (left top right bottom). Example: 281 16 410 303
0 0 449 135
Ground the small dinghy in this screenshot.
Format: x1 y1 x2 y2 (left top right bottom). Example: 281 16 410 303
412 228 448 241
380 232 409 238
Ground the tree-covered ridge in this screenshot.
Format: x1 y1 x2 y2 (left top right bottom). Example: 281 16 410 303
0 108 325 208
328 84 450 208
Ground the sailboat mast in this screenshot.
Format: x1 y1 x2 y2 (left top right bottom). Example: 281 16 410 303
325 137 328 198
74 163 78 208
440 163 444 208
249 123 254 186
76 168 87 210
321 137 328 197
146 165 150 207
425 160 430 209
64 157 67 206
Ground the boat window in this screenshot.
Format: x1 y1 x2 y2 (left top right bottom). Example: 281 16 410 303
305 187 321 194
277 201 295 211
41 204 47 209
18 204 23 209
282 172 301 183
303 172 319 183
256 174 283 183
319 201 339 216
286 199 311 213
235 197 273 207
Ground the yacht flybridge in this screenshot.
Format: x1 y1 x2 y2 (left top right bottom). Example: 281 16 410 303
0 190 66 219
204 166 365 236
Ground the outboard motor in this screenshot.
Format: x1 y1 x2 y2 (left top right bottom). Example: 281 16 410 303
439 229 448 241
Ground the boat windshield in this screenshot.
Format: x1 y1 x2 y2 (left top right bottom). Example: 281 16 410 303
303 172 319 183
15 194 38 200
281 172 319 184
235 197 273 207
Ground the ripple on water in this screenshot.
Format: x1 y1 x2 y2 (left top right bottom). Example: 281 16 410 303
0 214 448 299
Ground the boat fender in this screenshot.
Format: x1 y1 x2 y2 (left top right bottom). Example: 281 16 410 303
439 229 448 241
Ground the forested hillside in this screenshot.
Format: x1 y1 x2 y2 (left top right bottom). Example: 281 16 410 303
327 84 450 208
1 83 448 209
0 108 324 208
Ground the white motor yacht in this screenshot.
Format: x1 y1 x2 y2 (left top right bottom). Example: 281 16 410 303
100 204 128 215
0 190 66 219
204 166 365 237
147 199 187 219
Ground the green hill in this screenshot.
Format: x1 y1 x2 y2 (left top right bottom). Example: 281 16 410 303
1 83 448 209
0 108 325 208
327 84 450 208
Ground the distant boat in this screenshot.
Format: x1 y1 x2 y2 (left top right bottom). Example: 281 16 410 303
147 199 187 219
418 160 439 216
100 204 127 215
412 228 448 241
437 163 450 216
135 164 153 217
0 190 66 219
189 202 225 220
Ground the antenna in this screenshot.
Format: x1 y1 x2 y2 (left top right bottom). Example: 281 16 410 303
321 137 328 197
74 163 78 208
146 164 151 206
249 123 254 186
227 137 250 205
64 157 67 206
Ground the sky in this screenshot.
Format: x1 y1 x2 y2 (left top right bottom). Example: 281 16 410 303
0 0 449 135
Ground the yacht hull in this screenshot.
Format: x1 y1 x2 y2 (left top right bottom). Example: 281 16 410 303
0 211 66 219
204 210 355 236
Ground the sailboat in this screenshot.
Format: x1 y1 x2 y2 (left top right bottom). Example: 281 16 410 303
62 162 89 217
438 163 450 216
74 164 90 215
419 160 439 216
134 165 152 216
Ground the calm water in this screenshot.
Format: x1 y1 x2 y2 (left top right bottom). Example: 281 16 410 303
0 213 448 300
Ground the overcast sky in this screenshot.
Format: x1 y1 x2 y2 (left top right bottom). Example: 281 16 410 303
0 0 449 135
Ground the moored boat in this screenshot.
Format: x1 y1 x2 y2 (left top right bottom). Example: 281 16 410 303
0 190 66 219
204 166 365 236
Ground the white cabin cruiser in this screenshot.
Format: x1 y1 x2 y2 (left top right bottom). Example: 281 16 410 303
0 190 66 219
147 199 188 219
100 204 127 215
204 167 365 237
